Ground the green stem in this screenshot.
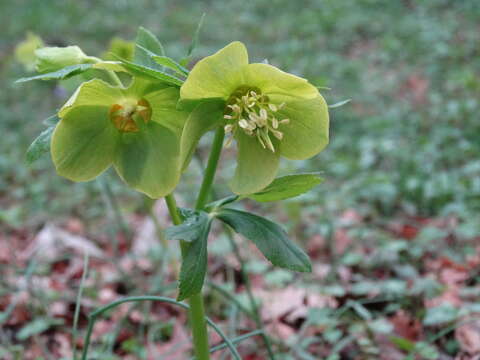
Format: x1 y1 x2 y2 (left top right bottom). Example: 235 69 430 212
195 127 225 210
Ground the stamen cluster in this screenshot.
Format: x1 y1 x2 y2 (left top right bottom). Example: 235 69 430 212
223 89 289 152
110 98 151 132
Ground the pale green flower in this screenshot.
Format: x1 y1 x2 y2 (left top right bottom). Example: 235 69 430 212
180 42 329 194
51 78 188 198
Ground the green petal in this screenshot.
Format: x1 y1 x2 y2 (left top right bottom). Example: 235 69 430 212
143 87 189 134
59 79 123 118
277 95 329 160
180 41 248 101
229 131 280 195
180 100 225 171
243 63 319 101
51 106 118 181
113 122 181 198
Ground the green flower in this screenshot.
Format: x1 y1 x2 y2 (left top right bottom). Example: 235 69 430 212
180 42 329 194
51 78 188 198
35 46 98 73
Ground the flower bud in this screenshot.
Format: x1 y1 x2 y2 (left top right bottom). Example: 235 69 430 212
35 46 97 73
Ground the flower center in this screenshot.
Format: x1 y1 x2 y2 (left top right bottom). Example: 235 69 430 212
223 86 289 152
110 98 152 132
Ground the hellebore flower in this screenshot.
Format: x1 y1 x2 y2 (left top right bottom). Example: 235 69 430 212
51 78 188 198
180 41 329 194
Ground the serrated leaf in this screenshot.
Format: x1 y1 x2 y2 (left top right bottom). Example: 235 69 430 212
177 216 212 301
25 126 55 164
15 63 92 83
133 26 165 70
42 114 60 127
165 210 209 242
247 173 323 202
216 208 311 272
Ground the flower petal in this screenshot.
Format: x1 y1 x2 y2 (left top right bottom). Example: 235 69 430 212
143 87 189 135
51 106 118 181
243 63 319 101
180 100 225 171
277 95 329 160
59 79 123 118
229 131 280 195
113 122 181 198
180 41 248 101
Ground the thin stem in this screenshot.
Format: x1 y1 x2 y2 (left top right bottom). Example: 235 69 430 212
227 230 276 360
195 127 225 210
81 296 241 360
72 252 89 360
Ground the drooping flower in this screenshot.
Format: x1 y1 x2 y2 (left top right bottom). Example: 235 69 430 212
51 78 189 198
180 41 329 195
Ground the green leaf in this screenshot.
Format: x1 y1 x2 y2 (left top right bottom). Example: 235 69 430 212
133 26 165 70
115 58 183 86
15 63 92 83
186 13 206 58
389 336 415 352
216 208 311 272
43 114 60 127
165 210 210 242
177 215 212 301
16 318 63 341
135 44 189 76
151 55 189 76
25 126 55 164
423 304 459 325
247 173 323 202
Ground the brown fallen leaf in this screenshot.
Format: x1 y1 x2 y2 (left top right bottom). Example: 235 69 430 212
456 319 480 355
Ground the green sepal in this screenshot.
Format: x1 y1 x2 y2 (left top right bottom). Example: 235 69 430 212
246 173 324 202
35 46 97 73
229 130 280 195
216 208 312 272
180 100 225 171
113 122 181 199
177 212 212 301
25 126 55 164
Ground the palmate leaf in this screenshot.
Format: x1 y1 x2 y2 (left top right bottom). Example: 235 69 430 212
216 208 311 272
114 56 183 86
135 45 189 76
165 210 209 242
247 173 324 202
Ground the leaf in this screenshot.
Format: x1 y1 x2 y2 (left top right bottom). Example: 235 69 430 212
177 216 212 301
25 126 55 164
216 208 311 272
15 63 92 83
247 173 323 202
423 304 459 325
186 13 206 58
133 26 165 70
42 114 60 127
114 57 183 86
17 318 63 341
328 99 351 109
165 210 210 242
135 44 189 76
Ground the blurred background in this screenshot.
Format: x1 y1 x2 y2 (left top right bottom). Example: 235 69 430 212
1 1 479 359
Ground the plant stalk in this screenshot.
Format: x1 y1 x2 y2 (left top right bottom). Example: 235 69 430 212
163 125 225 360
